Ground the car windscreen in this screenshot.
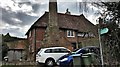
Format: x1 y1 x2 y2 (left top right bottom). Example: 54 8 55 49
74 48 99 54
58 53 72 60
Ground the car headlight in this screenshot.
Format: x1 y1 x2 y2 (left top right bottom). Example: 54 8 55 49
57 62 60 65
60 58 68 62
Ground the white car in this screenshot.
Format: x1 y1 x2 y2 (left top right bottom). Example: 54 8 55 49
36 47 71 66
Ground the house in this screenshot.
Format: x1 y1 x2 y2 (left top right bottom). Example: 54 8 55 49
6 40 28 62
25 10 98 53
2 33 29 62
25 2 99 62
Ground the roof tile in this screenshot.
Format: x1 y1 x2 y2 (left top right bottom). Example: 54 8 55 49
26 12 97 35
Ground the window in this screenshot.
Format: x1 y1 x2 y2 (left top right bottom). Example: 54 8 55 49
53 49 70 53
89 33 95 37
60 49 70 53
85 33 89 37
45 48 70 53
45 49 52 53
67 30 75 37
78 32 95 38
53 49 60 53
77 32 84 37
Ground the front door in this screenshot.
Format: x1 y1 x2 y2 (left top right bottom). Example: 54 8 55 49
72 43 76 50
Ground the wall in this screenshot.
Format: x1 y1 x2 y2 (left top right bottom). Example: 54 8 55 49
7 50 25 62
28 28 46 52
28 27 98 51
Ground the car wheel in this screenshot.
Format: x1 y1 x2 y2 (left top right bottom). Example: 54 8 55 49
45 59 55 67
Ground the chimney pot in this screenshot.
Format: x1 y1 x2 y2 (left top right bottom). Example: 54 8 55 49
65 8 71 15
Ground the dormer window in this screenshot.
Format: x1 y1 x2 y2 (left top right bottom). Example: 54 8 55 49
67 30 75 37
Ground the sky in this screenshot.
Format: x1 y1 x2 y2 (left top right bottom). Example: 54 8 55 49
0 0 119 38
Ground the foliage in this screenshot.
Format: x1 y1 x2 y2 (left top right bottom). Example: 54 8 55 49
2 33 26 42
2 33 28 60
2 42 9 61
94 1 120 65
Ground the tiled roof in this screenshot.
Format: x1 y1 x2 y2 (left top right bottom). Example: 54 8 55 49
26 12 97 35
7 40 27 50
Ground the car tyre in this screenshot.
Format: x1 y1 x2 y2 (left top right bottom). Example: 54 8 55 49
45 59 55 67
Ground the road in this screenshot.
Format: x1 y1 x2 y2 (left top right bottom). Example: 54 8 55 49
37 63 58 67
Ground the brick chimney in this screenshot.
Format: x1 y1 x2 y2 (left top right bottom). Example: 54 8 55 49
42 0 60 47
49 0 58 27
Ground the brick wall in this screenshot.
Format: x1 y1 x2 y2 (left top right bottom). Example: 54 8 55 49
27 27 98 52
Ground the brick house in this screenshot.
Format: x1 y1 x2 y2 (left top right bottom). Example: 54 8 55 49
2 33 29 62
25 11 98 53
6 39 28 62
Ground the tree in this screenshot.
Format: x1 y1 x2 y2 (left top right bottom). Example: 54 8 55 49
2 42 9 61
94 1 120 65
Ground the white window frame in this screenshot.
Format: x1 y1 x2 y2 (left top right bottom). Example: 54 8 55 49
77 32 95 37
77 32 84 37
67 30 75 37
89 32 95 37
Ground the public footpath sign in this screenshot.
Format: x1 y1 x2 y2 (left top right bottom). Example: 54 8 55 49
100 28 109 35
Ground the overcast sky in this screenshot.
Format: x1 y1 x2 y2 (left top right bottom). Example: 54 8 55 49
0 0 119 38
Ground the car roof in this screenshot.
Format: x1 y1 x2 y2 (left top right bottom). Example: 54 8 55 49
41 47 67 50
81 46 99 49
83 46 99 48
74 46 99 53
74 46 99 51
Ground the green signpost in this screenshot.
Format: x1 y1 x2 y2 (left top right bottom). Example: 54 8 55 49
100 28 109 35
